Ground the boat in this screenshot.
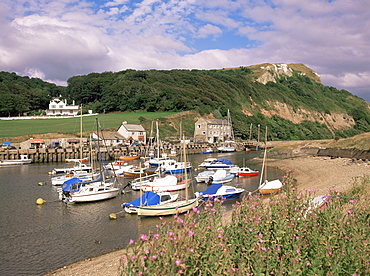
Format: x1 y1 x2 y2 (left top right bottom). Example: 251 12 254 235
51 171 100 186
161 159 192 174
203 158 238 170
196 169 234 184
59 119 121 203
65 157 89 163
52 162 92 175
195 183 244 202
217 142 236 153
141 175 190 192
198 157 218 168
217 110 236 152
195 170 215 183
258 127 283 195
201 147 213 154
136 134 200 217
206 169 235 184
0 154 32 165
122 191 179 214
106 160 129 170
237 167 259 177
59 174 120 203
121 166 157 178
119 152 139 161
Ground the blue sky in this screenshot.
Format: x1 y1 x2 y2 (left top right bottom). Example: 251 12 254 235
1 0 369 101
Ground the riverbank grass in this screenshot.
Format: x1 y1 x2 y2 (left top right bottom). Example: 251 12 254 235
119 172 369 275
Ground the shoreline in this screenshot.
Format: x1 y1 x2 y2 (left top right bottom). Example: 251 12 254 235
44 155 370 276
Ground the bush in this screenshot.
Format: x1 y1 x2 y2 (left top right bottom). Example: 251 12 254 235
119 173 370 275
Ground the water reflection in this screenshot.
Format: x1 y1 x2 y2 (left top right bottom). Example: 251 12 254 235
0 150 284 275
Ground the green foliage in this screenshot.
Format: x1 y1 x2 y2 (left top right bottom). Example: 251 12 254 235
119 175 370 275
1 67 370 141
0 71 64 116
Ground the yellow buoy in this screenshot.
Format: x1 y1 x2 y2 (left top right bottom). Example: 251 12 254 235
38 182 44 186
109 213 117 220
48 172 52 175
36 198 45 205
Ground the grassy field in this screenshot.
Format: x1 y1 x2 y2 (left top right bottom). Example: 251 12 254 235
0 112 178 140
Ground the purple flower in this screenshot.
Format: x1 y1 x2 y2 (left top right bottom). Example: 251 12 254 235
140 234 148 241
129 239 134 244
176 259 181 265
188 230 194 236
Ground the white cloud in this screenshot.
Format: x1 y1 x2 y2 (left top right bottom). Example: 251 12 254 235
0 0 369 101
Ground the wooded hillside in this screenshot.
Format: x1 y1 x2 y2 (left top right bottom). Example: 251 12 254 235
1 63 369 141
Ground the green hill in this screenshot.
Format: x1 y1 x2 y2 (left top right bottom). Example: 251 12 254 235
1 63 370 141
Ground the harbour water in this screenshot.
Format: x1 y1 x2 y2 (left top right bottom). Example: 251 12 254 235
0 151 281 275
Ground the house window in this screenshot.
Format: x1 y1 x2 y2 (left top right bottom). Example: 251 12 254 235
59 105 63 108
202 131 206 135
209 131 212 134
51 105 56 108
70 110 73 113
197 125 201 128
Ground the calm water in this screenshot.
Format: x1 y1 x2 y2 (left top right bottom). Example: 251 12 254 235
0 151 280 275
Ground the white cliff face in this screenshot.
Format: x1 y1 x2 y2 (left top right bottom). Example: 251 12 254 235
256 63 294 84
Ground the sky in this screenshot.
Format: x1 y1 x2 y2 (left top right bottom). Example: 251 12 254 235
1 0 369 101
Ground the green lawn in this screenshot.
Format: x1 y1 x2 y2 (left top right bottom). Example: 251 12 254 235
0 112 178 138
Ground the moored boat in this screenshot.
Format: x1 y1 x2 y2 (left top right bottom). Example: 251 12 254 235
0 155 32 165
122 191 179 214
195 183 244 201
237 167 259 177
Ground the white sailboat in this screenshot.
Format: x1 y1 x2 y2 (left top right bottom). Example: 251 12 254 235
136 135 199 216
258 126 282 195
58 119 120 203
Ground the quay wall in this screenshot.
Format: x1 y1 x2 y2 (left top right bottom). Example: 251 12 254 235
0 143 246 163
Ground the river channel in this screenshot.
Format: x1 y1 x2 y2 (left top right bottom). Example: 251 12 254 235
0 150 282 275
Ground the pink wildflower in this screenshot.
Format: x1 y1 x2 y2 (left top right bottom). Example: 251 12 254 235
129 239 134 244
140 234 148 241
176 259 181 265
188 230 194 236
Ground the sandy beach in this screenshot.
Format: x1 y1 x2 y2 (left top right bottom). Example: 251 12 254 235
44 155 370 276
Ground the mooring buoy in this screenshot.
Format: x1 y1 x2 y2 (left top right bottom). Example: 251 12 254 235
36 198 45 205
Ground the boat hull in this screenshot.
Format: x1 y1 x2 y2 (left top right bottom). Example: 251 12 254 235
238 172 259 177
137 198 199 216
69 188 120 202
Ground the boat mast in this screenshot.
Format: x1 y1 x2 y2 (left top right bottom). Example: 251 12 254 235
183 133 188 203
259 126 268 187
80 104 83 160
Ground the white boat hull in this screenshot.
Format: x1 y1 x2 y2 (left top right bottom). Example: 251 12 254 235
137 198 199 216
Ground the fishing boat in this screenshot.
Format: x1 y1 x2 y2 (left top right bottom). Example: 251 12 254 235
195 183 244 202
136 135 199 217
122 191 179 214
0 155 32 165
237 167 259 177
258 127 283 195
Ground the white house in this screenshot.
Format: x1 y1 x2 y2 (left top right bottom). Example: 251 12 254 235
117 122 146 144
46 96 80 116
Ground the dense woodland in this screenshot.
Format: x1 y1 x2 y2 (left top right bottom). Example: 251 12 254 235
1 67 370 141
